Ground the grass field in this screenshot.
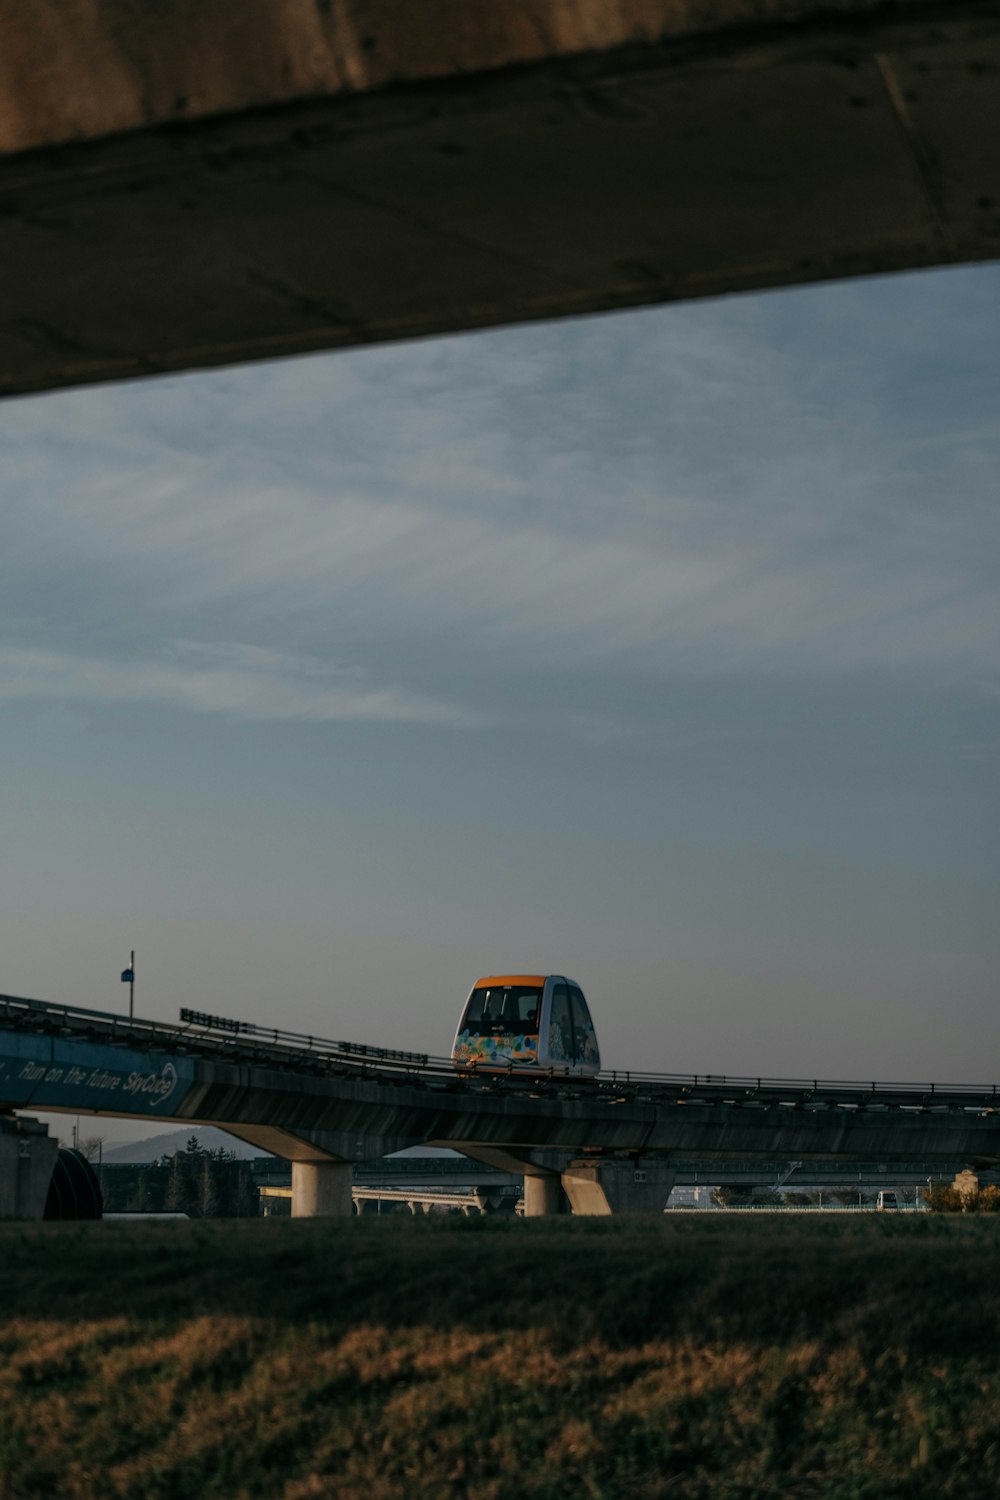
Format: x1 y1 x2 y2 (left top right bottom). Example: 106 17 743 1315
2 1214 999 1499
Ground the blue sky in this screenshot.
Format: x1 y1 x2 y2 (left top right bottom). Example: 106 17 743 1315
2 262 998 1141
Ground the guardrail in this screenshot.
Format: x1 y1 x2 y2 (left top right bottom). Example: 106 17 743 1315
2 991 999 1113
0 991 453 1085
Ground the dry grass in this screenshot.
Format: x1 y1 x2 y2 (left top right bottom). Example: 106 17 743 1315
1 1215 1000 1498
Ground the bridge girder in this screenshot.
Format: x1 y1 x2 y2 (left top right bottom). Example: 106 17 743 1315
2 0 1000 399
174 1056 1000 1169
4 1001 999 1218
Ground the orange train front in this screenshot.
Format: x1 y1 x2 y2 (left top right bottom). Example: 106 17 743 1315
451 974 601 1076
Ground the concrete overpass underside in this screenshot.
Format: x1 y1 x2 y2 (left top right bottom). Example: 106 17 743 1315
2 0 1000 399
192 1062 1000 1216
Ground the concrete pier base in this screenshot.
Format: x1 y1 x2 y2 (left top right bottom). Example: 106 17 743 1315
561 1159 675 1216
291 1159 354 1218
0 1116 59 1220
523 1174 567 1218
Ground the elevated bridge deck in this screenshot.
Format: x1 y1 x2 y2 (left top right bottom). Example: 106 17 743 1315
2 993 997 1216
3 992 998 1114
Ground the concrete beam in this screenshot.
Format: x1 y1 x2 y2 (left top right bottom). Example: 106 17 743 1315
216 1119 416 1164
1 1 999 398
0 1116 59 1220
177 1059 1000 1166
561 1158 676 1215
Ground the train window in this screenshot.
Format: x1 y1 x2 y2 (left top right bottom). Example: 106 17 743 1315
549 983 573 1062
510 989 541 1027
462 985 542 1034
568 986 597 1066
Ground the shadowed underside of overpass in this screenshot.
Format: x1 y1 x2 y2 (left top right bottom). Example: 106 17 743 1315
2 0 1000 398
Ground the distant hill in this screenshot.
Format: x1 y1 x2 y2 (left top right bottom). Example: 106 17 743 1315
102 1127 269 1163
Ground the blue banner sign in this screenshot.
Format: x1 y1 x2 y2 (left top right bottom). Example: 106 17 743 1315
0 1031 196 1117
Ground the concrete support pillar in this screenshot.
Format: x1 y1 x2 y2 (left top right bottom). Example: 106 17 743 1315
523 1174 566 1217
0 1117 59 1220
291 1159 354 1218
561 1159 675 1216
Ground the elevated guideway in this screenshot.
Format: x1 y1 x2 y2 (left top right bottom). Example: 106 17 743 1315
2 0 1000 398
2 991 998 1217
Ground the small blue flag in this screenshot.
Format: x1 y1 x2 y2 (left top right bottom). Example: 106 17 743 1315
120 968 134 983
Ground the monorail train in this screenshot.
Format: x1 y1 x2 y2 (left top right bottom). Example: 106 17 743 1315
451 974 601 1076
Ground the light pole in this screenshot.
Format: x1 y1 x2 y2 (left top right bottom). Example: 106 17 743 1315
120 950 135 1018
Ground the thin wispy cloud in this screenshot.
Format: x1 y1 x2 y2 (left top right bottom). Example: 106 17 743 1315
3 280 998 703
0 641 482 727
3 470 995 687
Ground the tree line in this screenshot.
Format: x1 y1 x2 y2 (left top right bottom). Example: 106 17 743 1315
99 1137 259 1217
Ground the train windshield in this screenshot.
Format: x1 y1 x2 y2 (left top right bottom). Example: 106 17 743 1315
462 985 542 1034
